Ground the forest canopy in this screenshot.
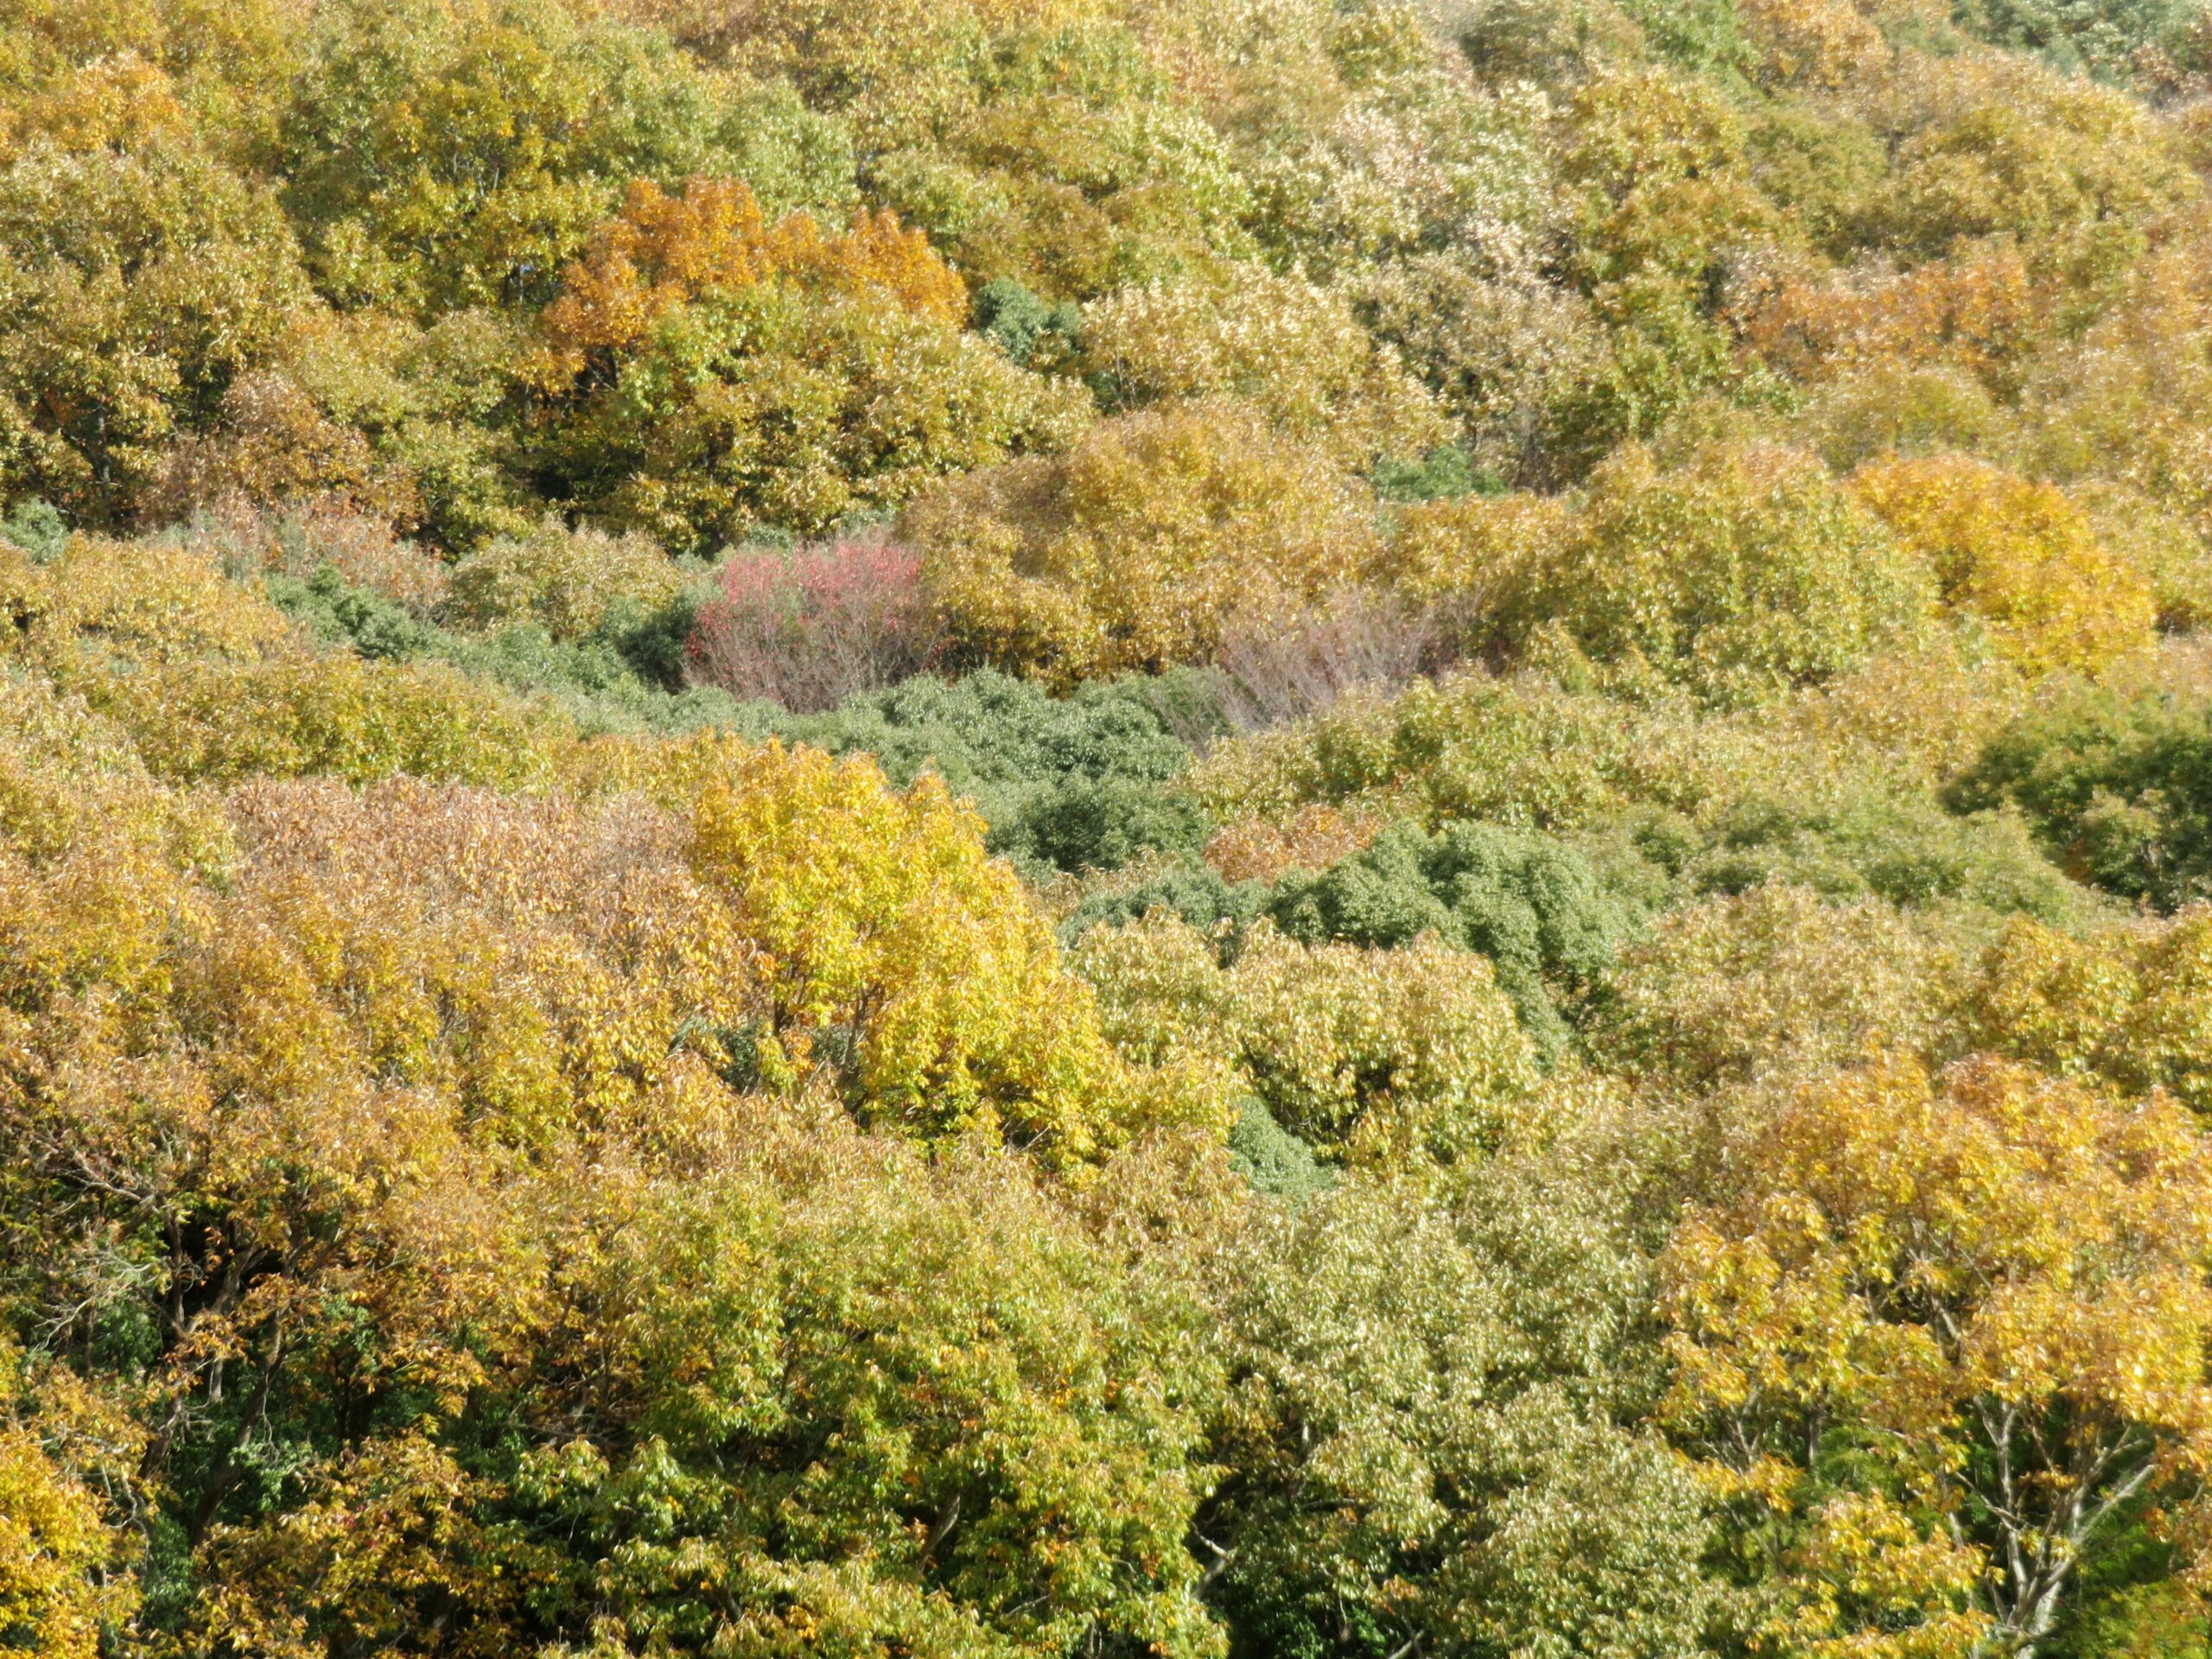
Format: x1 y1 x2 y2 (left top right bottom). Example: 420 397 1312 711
6 0 2212 1655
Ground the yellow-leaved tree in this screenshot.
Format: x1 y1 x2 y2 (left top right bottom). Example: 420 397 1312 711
1852 454 2158 678
0 535 557 789
1662 1053 2212 1657
908 401 1382 682
1967 909 2212 1115
690 741 1216 1161
0 1344 135 1659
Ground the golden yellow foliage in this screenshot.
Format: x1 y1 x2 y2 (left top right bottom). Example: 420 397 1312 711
2015 221 2212 563
0 1366 131 1659
1 745 1231 1654
1853 453 2158 677
1663 1052 2212 1651
1379 489 1573 616
146 371 421 531
1738 0 1888 88
1761 638 2026 784
690 741 1213 1160
1869 53 2198 270
1077 268 1444 467
1503 442 1936 703
1743 245 2041 391
0 49 194 162
908 401 1381 681
2070 482 2212 635
1598 882 1961 1088
1204 803 1384 885
1768 1491 1993 1659
0 536 559 786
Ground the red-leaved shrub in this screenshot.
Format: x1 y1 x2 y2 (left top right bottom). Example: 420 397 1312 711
687 537 939 711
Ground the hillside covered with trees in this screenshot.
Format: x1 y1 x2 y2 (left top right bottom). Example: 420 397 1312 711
7 0 2212 1653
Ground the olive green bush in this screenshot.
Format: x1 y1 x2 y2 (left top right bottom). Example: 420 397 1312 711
1952 672 2212 910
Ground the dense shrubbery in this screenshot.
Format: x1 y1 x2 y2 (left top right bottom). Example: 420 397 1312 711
1268 821 1636 1058
1953 666 2212 908
1852 454 2158 678
1075 913 1541 1165
771 669 1214 875
907 401 1383 680
1495 441 1938 704
11 0 2212 1653
1185 664 2093 923
686 536 940 710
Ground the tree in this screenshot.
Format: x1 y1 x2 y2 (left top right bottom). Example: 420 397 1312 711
1550 70 1781 464
1503 442 1936 705
1077 266 1444 470
1662 1053 2212 1656
2 533 559 789
754 665 1207 874
1203 1137 1716 1659
1596 881 1959 1089
275 0 856 314
533 177 1086 547
1354 254 1608 489
1949 672 2212 910
0 734 1235 1653
688 739 1207 1161
1742 245 2042 397
1862 52 2196 276
0 1348 136 1659
860 25 1257 301
1967 910 2212 1115
443 515 686 640
1853 454 2157 680
908 401 1382 681
1073 912 1538 1166
538 177 969 365
189 1125 1235 1659
0 137 312 524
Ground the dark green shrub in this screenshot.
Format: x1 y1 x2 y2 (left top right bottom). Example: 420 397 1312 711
1000 778 1211 874
1228 1098 1334 1200
269 566 436 660
1951 685 2212 911
268 565 744 734
974 276 1083 369
1268 821 1638 1058
781 669 1206 874
1 498 68 563
1058 864 1271 950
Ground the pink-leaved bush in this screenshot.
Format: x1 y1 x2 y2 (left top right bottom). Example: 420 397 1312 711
687 537 940 711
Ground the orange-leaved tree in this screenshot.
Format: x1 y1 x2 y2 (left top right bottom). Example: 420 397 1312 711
541 175 969 370
531 177 1084 545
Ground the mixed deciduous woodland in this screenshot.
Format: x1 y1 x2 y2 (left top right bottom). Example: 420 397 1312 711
6 0 2212 1653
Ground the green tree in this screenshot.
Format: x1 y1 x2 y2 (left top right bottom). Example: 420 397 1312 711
1205 1140 1715 1659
